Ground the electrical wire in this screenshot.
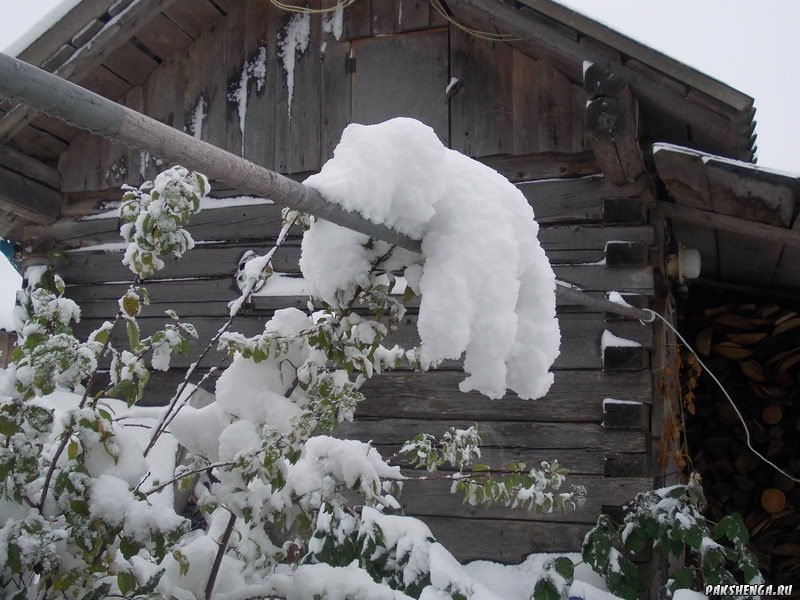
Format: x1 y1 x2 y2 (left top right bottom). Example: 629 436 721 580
269 0 520 43
643 308 800 483
269 0 358 15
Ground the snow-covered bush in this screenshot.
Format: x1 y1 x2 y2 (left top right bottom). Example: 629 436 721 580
576 474 761 600
119 167 208 279
0 146 585 599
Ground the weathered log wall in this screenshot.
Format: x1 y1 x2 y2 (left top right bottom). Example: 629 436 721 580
42 174 656 562
31 0 659 563
57 0 590 196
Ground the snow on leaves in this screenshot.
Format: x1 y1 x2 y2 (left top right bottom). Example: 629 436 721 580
0 123 578 599
581 474 761 600
119 166 208 279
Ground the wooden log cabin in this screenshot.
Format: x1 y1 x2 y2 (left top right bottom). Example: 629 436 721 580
1 0 798 572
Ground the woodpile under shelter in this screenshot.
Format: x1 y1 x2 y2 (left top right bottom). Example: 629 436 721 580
1 0 797 581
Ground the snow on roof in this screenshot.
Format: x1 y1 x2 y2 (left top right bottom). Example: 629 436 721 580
653 142 800 181
4 0 83 56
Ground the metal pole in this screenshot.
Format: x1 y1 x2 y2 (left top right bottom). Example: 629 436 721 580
555 285 653 322
0 52 655 323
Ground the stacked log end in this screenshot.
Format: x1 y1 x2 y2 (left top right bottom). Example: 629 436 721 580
683 300 800 590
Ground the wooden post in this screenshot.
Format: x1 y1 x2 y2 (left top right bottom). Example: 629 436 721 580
0 331 15 368
583 63 646 185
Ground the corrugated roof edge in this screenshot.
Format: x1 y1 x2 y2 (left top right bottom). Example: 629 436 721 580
520 0 755 114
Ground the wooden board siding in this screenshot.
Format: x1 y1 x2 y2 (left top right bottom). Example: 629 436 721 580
450 30 514 157
274 2 323 173
47 192 654 562
54 1 599 193
352 29 449 144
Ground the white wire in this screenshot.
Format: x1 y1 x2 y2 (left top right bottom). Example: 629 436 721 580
641 308 800 483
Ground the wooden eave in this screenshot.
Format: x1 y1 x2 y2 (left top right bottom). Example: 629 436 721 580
0 0 232 237
653 143 800 290
449 0 757 162
518 0 754 113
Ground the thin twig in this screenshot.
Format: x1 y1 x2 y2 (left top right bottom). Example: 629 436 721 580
144 460 236 497
144 219 297 456
205 509 237 600
143 319 235 456
82 313 122 409
39 315 121 512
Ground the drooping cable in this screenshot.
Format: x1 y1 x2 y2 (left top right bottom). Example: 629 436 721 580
643 308 800 483
269 0 357 15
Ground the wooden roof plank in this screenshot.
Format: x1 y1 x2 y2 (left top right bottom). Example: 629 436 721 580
516 0 754 112
76 64 130 100
706 165 794 228
8 124 68 164
0 0 181 144
101 40 161 86
0 143 60 189
716 229 783 287
657 201 800 250
652 146 713 209
162 0 223 39
132 12 194 61
0 165 60 225
15 0 116 67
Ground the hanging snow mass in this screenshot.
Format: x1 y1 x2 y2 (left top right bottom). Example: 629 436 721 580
300 118 560 400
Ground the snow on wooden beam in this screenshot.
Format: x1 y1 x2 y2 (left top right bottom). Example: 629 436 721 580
0 0 180 144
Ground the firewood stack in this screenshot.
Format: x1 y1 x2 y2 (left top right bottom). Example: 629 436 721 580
683 302 800 589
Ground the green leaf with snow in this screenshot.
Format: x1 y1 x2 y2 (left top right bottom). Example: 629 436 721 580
533 580 561 600
117 572 136 595
553 557 574 582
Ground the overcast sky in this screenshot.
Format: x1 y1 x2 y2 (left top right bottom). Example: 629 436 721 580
1 1 798 324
